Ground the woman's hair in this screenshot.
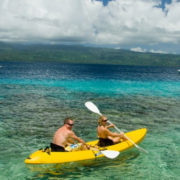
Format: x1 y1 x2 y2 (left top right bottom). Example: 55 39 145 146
98 116 105 125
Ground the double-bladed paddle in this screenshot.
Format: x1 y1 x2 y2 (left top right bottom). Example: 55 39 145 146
85 101 148 154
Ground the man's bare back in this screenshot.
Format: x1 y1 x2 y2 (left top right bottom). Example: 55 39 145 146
53 126 73 147
51 118 88 151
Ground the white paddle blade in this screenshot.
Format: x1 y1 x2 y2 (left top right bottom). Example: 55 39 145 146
85 101 102 116
101 150 120 159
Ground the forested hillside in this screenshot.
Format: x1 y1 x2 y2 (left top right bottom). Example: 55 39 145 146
0 42 180 66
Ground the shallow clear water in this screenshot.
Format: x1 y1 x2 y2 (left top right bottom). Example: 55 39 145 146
0 62 180 179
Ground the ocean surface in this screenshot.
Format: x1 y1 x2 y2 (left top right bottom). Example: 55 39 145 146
0 62 179 180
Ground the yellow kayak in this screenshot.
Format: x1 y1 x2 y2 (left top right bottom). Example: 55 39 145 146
25 128 147 164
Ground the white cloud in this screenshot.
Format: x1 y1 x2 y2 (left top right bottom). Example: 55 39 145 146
0 0 180 53
149 49 167 54
131 47 168 54
131 47 146 53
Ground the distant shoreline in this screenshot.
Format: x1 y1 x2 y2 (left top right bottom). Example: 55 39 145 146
0 42 180 67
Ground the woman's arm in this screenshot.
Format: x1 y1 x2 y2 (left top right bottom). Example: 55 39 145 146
106 124 115 129
106 128 122 137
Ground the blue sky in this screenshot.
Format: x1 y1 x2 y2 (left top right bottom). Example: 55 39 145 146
101 0 172 8
0 0 180 54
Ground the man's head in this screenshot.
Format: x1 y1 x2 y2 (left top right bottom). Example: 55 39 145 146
64 117 74 129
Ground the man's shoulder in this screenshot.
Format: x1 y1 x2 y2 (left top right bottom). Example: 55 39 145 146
67 129 74 135
57 126 64 131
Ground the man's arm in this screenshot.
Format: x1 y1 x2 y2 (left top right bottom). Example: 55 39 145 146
69 131 86 144
69 131 90 149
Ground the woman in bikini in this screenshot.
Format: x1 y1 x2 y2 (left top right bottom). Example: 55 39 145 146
97 115 126 147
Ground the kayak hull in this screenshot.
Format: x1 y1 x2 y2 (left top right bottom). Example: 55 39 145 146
25 128 147 164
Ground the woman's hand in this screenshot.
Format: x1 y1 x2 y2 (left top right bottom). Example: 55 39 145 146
107 124 115 128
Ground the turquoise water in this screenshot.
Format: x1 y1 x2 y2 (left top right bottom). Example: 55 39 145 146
0 62 180 179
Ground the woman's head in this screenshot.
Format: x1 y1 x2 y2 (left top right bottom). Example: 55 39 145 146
98 116 108 125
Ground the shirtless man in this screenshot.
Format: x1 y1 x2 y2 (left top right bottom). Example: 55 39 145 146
51 118 88 152
97 116 126 147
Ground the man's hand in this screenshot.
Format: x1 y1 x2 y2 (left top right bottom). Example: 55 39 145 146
85 144 91 150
